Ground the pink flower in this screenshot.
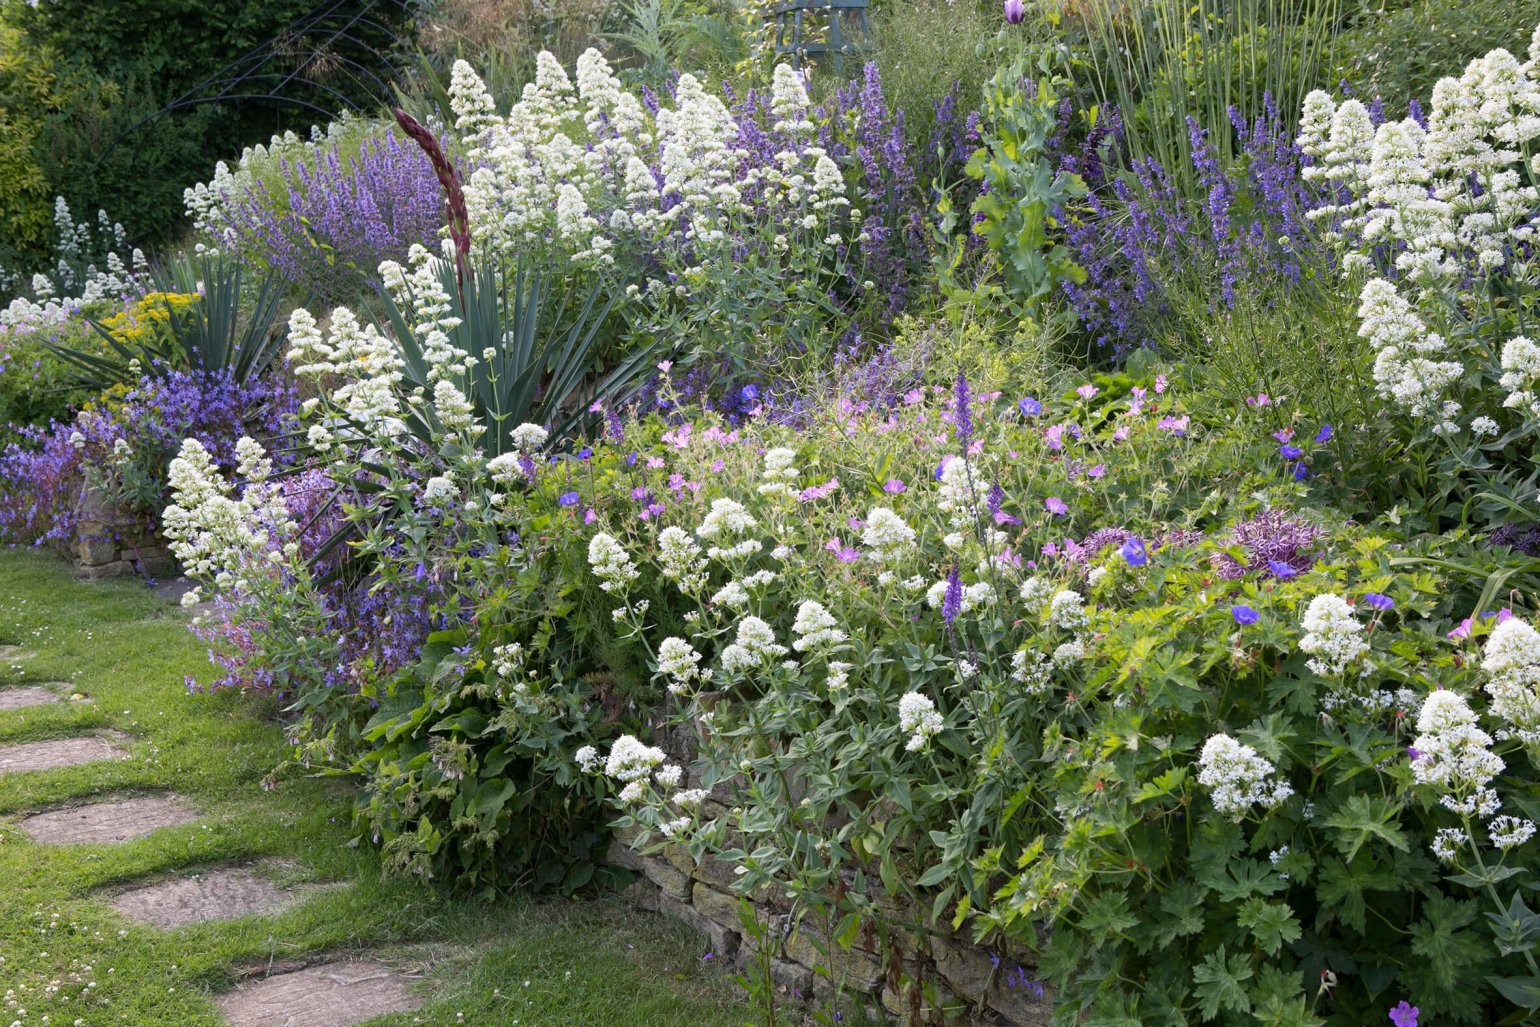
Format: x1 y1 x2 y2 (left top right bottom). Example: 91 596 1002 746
1272 427 1294 443
1246 393 1271 407
583 508 597 524
1112 426 1130 442
824 537 859 563
1045 496 1068 516
798 477 840 502
711 459 724 473
882 478 907 494
1088 464 1106 479
646 456 666 469
1447 618 1472 639
1157 415 1190 435
1154 374 1168 394
1076 384 1099 399
657 360 673 372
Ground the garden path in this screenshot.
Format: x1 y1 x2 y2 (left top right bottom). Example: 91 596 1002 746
0 551 747 1026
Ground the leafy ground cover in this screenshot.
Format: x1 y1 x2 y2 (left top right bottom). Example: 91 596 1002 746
0 549 746 1026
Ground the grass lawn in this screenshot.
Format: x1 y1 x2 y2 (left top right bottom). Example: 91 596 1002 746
0 549 748 1026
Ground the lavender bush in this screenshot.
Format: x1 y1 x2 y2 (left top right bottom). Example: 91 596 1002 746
186 124 444 301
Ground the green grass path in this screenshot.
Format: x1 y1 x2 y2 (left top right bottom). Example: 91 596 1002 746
0 550 747 1026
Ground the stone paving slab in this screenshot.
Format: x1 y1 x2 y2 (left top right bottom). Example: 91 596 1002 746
111 866 297 929
19 795 198 845
0 644 30 661
217 960 423 1027
0 685 61 711
0 736 126 773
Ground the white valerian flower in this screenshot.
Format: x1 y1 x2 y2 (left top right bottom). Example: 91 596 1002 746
1431 826 1469 864
1500 336 1540 418
925 579 995 615
861 506 916 561
936 456 983 526
605 734 666 783
674 788 709 809
1482 617 1540 744
1019 575 1054 608
492 643 525 678
719 615 788 671
657 526 708 592
511 423 549 451
575 745 601 772
756 447 800 496
587 532 638 592
1046 589 1089 631
656 637 705 694
1197 733 1294 817
791 599 847 652
1299 593 1370 676
711 581 751 608
1052 638 1087 667
620 780 647 803
826 661 852 691
432 379 477 433
697 497 757 538
1411 690 1504 798
423 476 457 504
1490 815 1537 851
654 764 683 790
1011 649 1053 695
898 692 944 751
1356 278 1462 418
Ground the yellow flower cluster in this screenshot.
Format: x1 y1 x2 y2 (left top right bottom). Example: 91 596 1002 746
99 291 199 348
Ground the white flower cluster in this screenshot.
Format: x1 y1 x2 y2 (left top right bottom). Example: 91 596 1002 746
697 498 761 560
445 48 848 272
925 579 996 614
898 692 944 752
600 734 684 804
1482 618 1540 744
719 615 789 672
861 506 917 561
757 448 800 497
657 637 707 694
1355 278 1463 420
1196 734 1294 818
936 457 983 527
1410 691 1505 815
2 198 146 332
1010 648 1054 695
791 600 846 653
1045 589 1089 631
1302 27 1540 435
288 306 405 427
1298 593 1370 676
587 532 639 593
657 526 709 592
1491 815 1538 851
162 437 297 602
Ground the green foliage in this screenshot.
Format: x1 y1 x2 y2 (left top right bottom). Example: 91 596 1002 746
0 0 407 260
350 628 622 897
1334 0 1540 110
964 58 1087 323
1071 0 1343 195
54 256 286 390
0 319 105 442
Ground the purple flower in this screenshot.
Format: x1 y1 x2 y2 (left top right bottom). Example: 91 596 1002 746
1003 0 1025 23
1389 1001 1418 1027
1267 560 1299 579
1231 604 1260 625
1364 593 1394 611
954 370 973 444
1407 746 1422 762
1293 462 1309 482
577 447 593 460
942 563 964 625
1120 537 1148 566
883 478 907 494
1018 397 1042 417
1045 497 1068 516
934 458 949 480
1316 424 1333 443
1279 443 1303 460
558 492 580 507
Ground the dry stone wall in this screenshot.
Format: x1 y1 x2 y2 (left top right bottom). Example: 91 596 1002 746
609 797 1053 1025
